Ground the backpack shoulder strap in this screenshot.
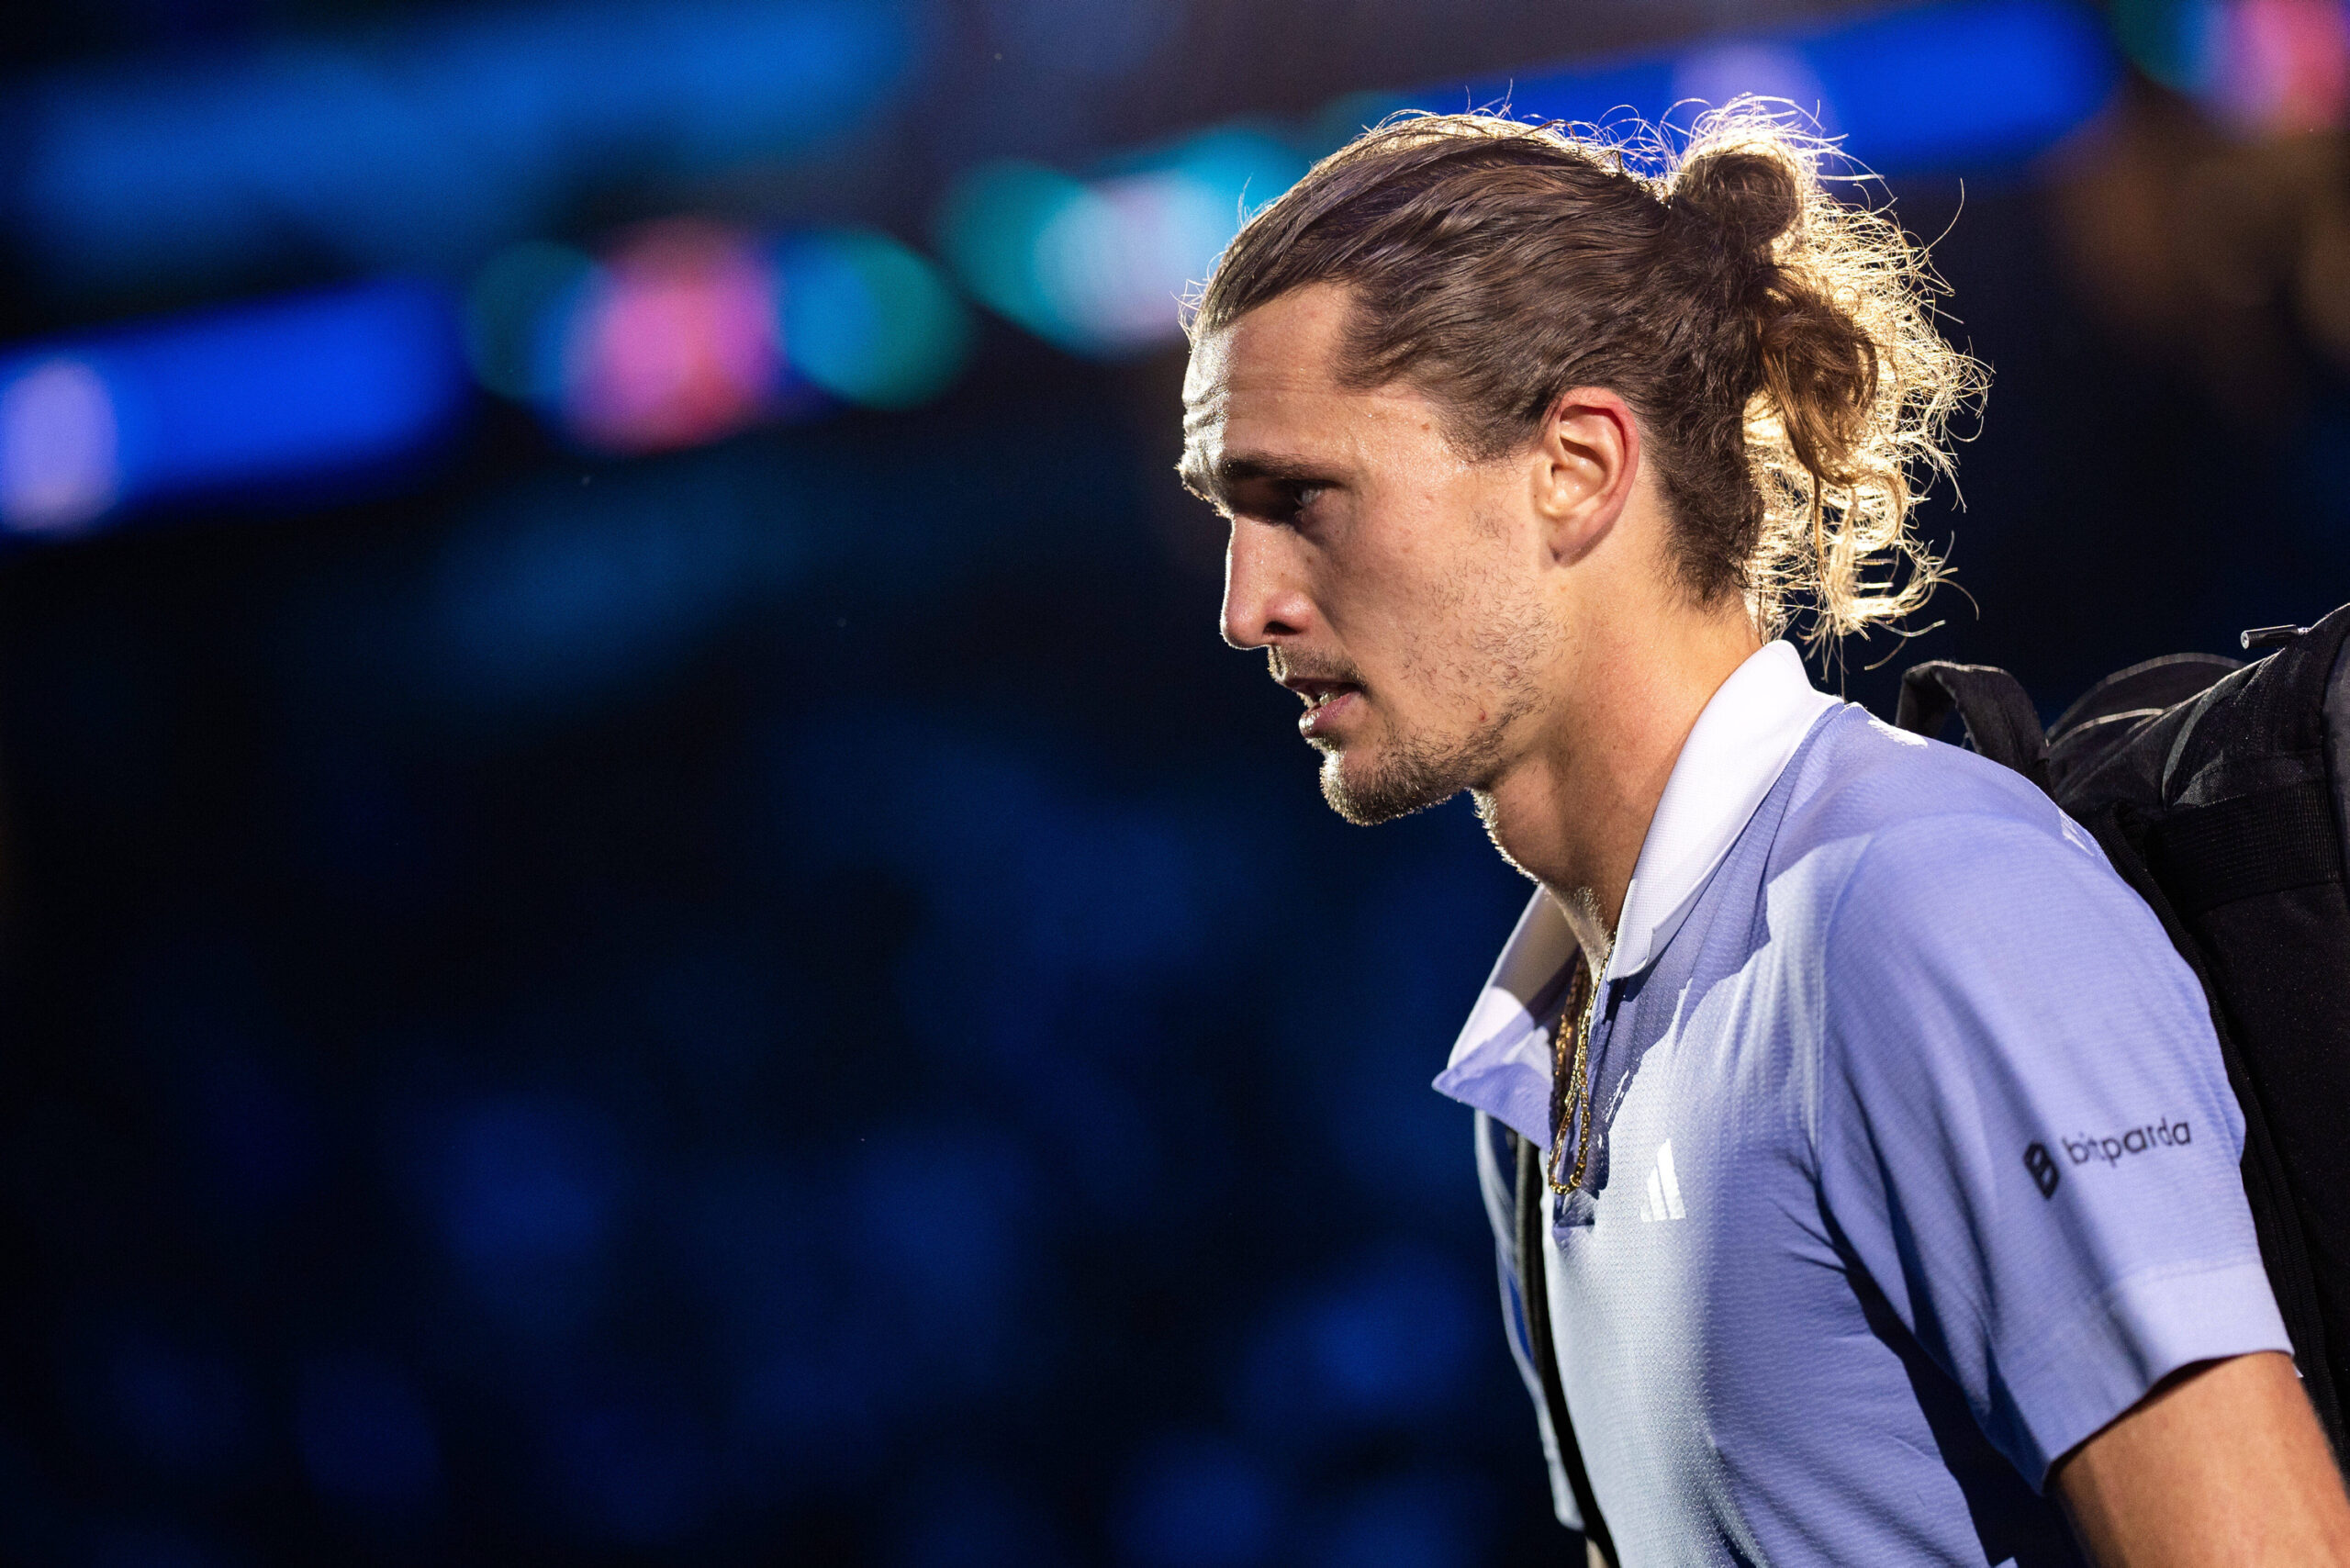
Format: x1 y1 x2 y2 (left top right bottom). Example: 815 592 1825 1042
2047 652 2241 741
1513 1130 1615 1567
1893 661 2052 790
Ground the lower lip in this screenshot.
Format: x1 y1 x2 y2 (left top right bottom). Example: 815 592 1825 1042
1299 689 1360 738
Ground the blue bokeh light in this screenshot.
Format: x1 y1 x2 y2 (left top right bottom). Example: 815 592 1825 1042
413 1093 625 1327
10 0 925 294
0 280 468 536
938 128 1306 356
0 0 2126 539
1237 1245 1482 1439
940 0 2118 364
1451 0 2121 175
777 230 975 410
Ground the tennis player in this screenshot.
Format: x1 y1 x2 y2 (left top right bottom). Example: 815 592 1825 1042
1180 107 2350 1565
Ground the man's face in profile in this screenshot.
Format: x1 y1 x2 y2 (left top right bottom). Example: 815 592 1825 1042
1181 283 1561 824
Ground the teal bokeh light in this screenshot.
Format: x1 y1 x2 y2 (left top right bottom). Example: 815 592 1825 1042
935 127 1310 359
935 161 1096 351
464 241 599 404
777 230 973 411
2110 0 2221 92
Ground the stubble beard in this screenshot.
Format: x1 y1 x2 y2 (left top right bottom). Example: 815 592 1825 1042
1303 534 1557 826
1315 677 1532 827
1314 711 1513 826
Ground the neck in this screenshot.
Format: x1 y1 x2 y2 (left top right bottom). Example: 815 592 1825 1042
1474 603 1762 967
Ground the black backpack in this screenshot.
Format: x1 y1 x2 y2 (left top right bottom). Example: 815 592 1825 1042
1514 604 2350 1563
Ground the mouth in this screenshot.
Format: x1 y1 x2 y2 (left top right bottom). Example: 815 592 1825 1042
1281 677 1363 739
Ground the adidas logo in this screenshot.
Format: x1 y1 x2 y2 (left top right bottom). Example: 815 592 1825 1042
1638 1138 1686 1223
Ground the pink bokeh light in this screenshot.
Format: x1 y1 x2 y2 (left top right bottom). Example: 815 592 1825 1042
560 222 781 453
2211 0 2350 134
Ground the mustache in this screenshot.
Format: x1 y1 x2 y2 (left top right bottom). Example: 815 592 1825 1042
1267 647 1365 687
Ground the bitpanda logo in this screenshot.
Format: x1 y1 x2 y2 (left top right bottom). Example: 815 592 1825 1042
2025 1119 2191 1198
2023 1142 2060 1199
2064 1118 2192 1168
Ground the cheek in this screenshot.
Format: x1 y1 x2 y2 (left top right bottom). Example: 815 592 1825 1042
1393 566 1552 721
1326 487 1537 690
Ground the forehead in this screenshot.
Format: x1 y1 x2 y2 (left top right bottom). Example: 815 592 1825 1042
1184 282 1351 404
1182 283 1443 495
1183 286 1358 447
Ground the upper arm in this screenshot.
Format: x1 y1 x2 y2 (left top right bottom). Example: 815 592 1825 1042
1814 812 2292 1485
2052 1350 2350 1566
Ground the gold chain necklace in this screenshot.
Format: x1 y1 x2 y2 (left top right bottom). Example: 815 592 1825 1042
1546 948 1606 1196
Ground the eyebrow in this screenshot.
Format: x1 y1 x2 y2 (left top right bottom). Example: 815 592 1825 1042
1177 451 1336 507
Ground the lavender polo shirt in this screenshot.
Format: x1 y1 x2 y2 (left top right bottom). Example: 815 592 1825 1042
1436 642 2290 1567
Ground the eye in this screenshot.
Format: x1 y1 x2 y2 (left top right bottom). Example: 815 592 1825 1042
1282 482 1328 520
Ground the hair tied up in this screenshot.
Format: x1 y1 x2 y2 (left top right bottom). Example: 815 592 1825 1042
1667 146 1804 263
1672 139 1881 495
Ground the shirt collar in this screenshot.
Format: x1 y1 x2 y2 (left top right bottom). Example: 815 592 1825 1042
1606 638 1842 981
1432 641 1839 1141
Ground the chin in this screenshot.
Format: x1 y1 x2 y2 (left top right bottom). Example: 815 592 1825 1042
1317 743 1459 827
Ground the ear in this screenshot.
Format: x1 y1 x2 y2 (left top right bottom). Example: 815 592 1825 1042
1528 386 1640 566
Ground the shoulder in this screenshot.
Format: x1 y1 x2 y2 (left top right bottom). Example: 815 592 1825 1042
1777 718 2230 1144
1770 707 2167 979
1778 705 2082 862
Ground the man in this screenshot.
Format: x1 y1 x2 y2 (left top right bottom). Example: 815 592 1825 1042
1179 109 2350 1565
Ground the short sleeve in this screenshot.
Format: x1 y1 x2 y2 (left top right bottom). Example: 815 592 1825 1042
1815 812 2291 1487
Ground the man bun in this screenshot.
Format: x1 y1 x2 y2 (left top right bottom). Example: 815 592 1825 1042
1671 140 1884 532
1659 109 1986 644
1669 145 1805 258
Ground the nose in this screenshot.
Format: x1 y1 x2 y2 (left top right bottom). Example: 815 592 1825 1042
1220 518 1314 650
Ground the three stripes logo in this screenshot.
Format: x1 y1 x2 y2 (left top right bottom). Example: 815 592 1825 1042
1638 1138 1686 1223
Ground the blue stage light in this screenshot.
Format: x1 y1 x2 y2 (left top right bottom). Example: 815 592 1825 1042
0 0 2124 524
939 0 2118 360
1804 0 2123 168
9 0 923 296
0 280 469 536
1446 0 2121 175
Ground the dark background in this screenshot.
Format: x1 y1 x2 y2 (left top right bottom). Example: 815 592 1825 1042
0 1 2345 1564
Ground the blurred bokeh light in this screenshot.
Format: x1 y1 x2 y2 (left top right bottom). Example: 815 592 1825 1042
0 0 2157 535
8 0 920 297
2114 0 2350 132
939 129 1309 357
556 222 785 452
0 281 467 536
1460 0 2121 172
776 230 972 410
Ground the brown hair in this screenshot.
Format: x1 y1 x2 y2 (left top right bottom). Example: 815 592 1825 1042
1190 103 1986 644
